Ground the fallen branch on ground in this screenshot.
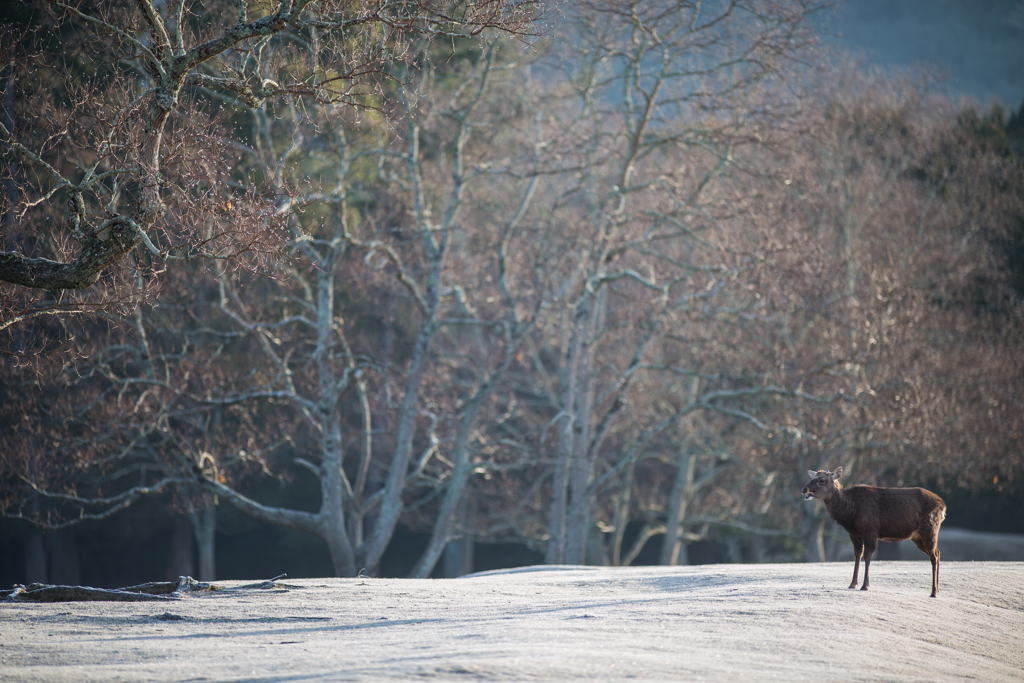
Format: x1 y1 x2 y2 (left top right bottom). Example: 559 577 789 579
1 574 289 602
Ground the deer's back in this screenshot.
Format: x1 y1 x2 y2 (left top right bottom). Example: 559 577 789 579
833 485 946 541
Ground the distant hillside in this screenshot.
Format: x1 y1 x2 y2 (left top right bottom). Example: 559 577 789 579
831 0 1024 106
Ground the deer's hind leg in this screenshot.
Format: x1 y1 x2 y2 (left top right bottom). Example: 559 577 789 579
860 534 877 591
911 527 941 598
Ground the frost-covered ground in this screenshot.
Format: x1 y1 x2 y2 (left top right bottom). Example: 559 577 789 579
2 562 1022 682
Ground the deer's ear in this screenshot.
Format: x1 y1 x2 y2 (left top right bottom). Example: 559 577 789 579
807 470 818 479
832 466 843 480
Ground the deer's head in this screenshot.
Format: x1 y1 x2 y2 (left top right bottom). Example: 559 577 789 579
802 467 843 501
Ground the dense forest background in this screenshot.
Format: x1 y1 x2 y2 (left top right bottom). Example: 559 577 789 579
1 0 1022 588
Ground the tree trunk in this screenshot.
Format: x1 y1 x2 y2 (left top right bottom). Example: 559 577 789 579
564 295 601 565
440 535 474 578
545 309 583 565
411 326 523 579
320 416 357 577
611 458 635 566
748 535 765 564
676 536 691 566
726 536 743 564
545 431 570 565
190 504 216 581
440 495 475 578
321 512 357 578
585 519 608 566
660 450 695 566
407 445 473 578
349 377 373 549
359 274 441 574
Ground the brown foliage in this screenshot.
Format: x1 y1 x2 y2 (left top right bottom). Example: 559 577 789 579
0 0 541 351
3 4 1022 577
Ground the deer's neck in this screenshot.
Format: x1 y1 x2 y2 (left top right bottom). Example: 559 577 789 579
823 484 855 526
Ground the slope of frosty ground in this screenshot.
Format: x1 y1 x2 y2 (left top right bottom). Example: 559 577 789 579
1 562 1022 682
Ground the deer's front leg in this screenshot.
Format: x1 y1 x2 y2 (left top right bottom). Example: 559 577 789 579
849 535 863 589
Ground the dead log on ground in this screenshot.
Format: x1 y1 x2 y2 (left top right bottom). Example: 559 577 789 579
1 574 288 602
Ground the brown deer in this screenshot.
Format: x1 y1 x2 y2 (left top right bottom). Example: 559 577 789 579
801 467 946 597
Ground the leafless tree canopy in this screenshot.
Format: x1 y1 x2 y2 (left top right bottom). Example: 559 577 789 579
2 1 1022 578
0 0 539 342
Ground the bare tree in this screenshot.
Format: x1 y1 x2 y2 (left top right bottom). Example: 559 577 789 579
2 30 564 578
5 3 1021 582
506 0 833 566
739 68 1024 560
0 0 539 345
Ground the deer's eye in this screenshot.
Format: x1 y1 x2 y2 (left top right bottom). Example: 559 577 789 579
817 478 825 484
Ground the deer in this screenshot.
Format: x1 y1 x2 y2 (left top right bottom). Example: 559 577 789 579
801 467 947 597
